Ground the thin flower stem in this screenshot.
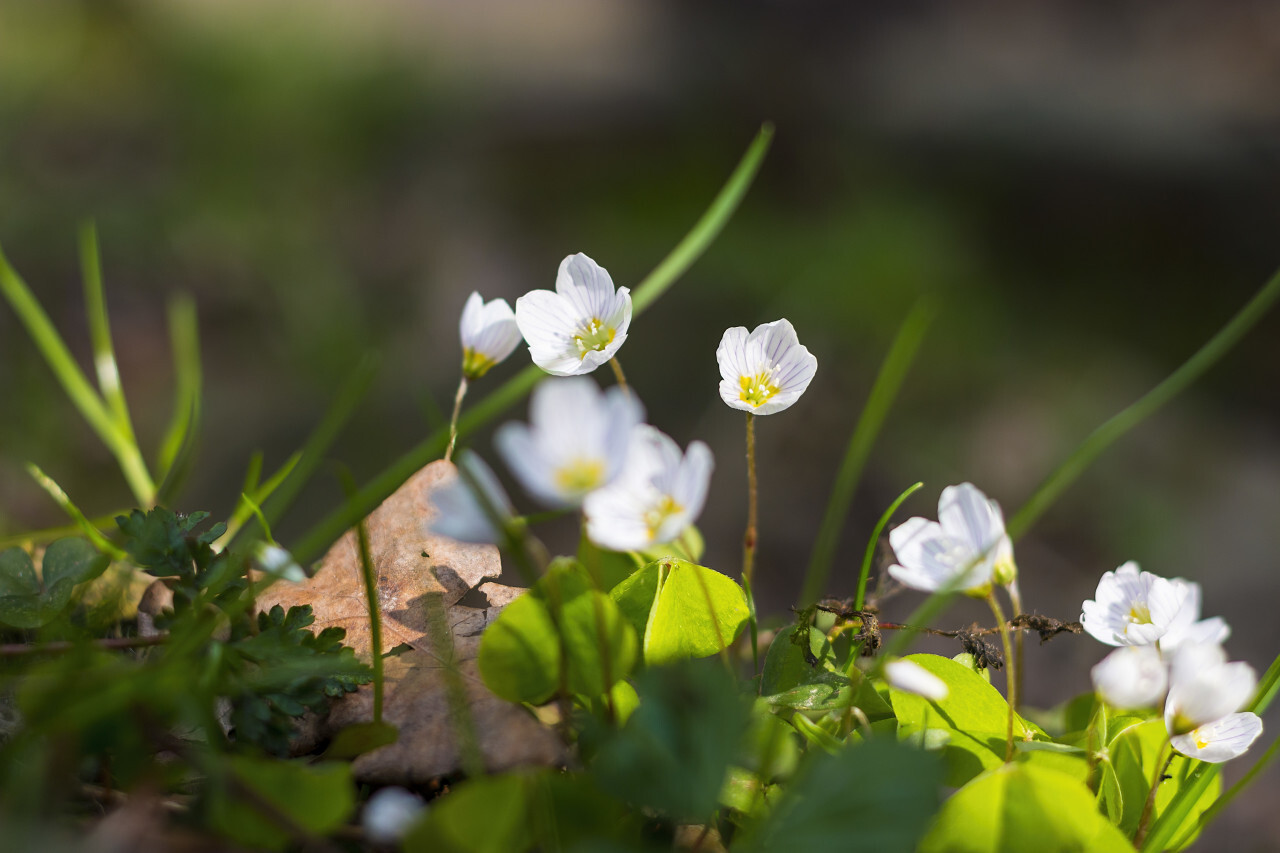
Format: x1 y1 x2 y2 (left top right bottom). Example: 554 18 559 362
1005 578 1025 712
608 357 629 395
445 376 469 463
986 592 1018 763
1134 745 1174 847
742 411 759 670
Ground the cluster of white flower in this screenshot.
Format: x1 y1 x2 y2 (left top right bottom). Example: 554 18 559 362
1083 563 1262 763
432 252 816 553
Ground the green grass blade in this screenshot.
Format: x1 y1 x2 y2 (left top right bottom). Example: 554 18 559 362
26 463 127 560
0 241 155 506
854 481 923 611
79 222 135 443
155 295 203 497
0 510 129 550
631 123 773 313
799 299 934 604
289 125 775 564
234 354 379 547
1008 265 1280 540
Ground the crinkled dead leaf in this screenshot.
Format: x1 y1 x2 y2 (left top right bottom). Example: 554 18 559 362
256 460 502 659
315 589 566 785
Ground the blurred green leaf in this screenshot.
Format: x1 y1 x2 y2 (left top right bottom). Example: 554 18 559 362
738 738 943 853
0 538 107 628
919 762 1132 853
207 756 354 851
1111 719 1218 849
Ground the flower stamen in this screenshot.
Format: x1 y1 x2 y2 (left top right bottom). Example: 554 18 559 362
738 370 781 407
643 495 685 539
573 317 616 355
554 458 605 493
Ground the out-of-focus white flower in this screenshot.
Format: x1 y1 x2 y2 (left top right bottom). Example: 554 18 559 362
427 451 515 545
496 377 643 508
515 253 631 376
887 483 1014 595
460 292 522 380
1170 712 1263 763
885 659 949 701
584 425 713 551
362 786 426 843
1091 645 1168 709
715 319 817 415
1080 562 1201 647
1164 643 1257 735
253 542 307 583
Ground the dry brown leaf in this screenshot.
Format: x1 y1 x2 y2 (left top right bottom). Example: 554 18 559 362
256 460 502 659
320 594 565 785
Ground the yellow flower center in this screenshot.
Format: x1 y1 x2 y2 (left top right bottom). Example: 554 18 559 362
1127 603 1152 625
554 458 605 494
643 495 684 539
462 347 497 380
738 370 781 407
573 317 616 355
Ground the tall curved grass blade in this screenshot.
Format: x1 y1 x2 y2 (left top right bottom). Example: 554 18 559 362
0 242 155 505
1008 265 1280 540
26 463 127 560
155 295 203 497
230 354 378 548
854 481 923 612
799 299 934 604
290 124 775 564
79 222 135 443
0 511 128 550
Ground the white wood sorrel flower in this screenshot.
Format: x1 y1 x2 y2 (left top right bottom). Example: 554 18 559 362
1169 712 1264 764
515 253 632 376
716 319 817 415
887 483 1014 595
1079 562 1226 648
1164 642 1257 736
427 450 515 545
885 659 949 701
1091 645 1168 709
584 424 713 551
496 377 643 508
459 292 522 380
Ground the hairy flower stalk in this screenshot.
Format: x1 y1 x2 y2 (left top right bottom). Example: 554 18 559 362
986 591 1019 762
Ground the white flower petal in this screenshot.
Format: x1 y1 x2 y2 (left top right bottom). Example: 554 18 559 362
556 253 617 320
427 452 514 544
1091 645 1168 709
1165 643 1256 733
362 787 426 843
938 483 1004 555
715 318 817 415
1079 562 1201 648
1170 712 1263 763
516 255 631 376
886 660 949 701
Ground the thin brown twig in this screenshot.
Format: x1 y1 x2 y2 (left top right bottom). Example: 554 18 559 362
0 634 168 658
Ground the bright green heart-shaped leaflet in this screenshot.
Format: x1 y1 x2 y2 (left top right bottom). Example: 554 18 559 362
919 762 1133 853
0 538 108 629
888 654 1044 787
611 558 748 665
478 559 637 704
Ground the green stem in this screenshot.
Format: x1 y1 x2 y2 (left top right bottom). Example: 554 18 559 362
800 299 934 604
742 412 759 670
445 375 468 463
1134 746 1174 847
1005 578 1025 712
986 592 1018 762
1008 264 1280 540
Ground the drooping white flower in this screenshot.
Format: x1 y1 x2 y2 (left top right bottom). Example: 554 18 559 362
460 292 522 380
1170 712 1263 764
427 451 515 545
1164 642 1257 735
716 319 817 415
1091 645 1168 709
515 253 632 376
885 659 949 701
253 542 307 583
1080 563 1201 648
362 787 426 843
887 483 1014 594
584 425 713 551
495 377 643 508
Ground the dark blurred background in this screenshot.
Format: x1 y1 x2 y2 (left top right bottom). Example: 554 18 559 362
1 1 1278 846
